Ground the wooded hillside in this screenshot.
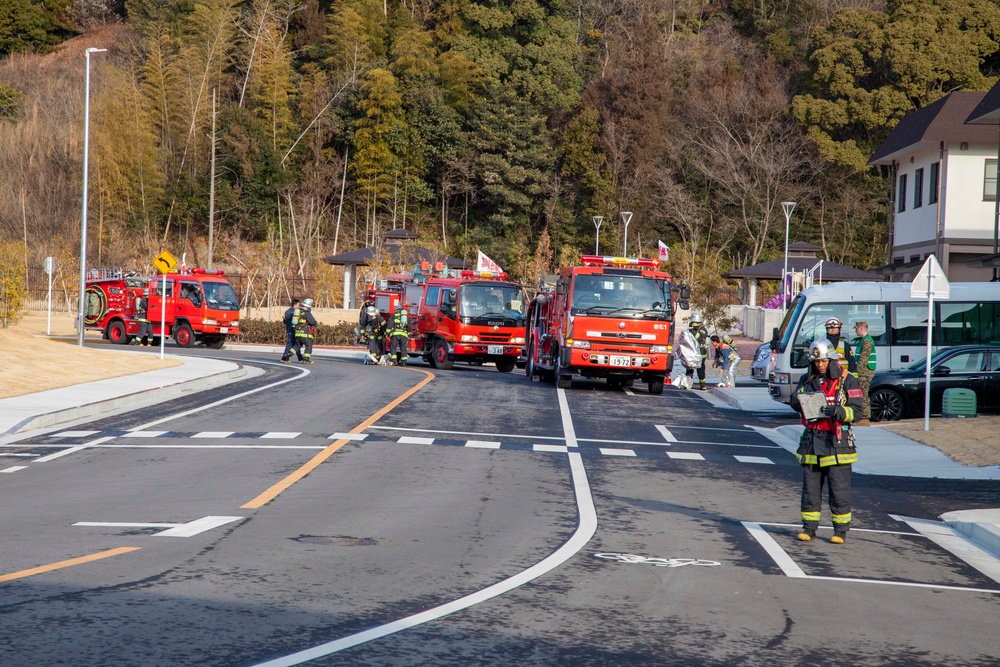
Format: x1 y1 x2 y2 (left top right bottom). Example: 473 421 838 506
2 0 1000 307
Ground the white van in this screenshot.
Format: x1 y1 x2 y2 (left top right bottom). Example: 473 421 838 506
767 281 1000 403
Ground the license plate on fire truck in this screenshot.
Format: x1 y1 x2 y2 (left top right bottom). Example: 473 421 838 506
610 355 631 367
220 327 228 334
488 345 504 355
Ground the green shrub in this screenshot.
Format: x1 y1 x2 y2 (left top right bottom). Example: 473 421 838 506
234 318 358 346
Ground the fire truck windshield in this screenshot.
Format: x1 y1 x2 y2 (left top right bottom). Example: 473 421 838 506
459 283 526 322
202 281 240 311
570 275 671 318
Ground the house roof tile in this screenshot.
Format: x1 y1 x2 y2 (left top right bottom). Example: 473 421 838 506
869 92 993 165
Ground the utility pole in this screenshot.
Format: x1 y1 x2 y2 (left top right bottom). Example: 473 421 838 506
208 88 217 268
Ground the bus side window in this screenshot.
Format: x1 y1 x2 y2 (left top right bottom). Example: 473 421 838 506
891 304 928 345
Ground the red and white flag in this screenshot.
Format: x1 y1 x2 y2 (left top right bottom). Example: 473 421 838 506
658 240 670 262
476 250 503 273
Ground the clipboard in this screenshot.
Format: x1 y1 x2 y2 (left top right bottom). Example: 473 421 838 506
798 392 829 421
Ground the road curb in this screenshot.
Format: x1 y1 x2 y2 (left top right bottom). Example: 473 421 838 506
4 365 254 435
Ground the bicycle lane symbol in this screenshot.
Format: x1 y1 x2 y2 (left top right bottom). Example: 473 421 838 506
594 553 721 568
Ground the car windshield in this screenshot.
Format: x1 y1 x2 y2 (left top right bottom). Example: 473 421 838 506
459 283 526 321
570 275 672 318
202 281 240 311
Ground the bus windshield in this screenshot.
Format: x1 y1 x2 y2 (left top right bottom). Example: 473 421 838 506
570 274 672 318
776 295 805 349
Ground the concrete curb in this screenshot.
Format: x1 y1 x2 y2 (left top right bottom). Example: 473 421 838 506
4 364 255 435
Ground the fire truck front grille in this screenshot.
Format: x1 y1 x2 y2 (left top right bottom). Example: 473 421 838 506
594 344 645 354
479 333 510 343
596 332 644 340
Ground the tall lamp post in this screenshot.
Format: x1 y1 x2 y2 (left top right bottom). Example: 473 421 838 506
77 47 107 346
780 201 797 314
592 215 603 254
620 211 632 256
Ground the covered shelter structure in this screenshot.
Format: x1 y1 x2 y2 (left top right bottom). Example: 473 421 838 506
322 229 466 308
723 242 879 306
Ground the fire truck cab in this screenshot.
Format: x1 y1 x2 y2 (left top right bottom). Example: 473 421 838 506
84 268 241 348
363 263 527 371
525 255 689 394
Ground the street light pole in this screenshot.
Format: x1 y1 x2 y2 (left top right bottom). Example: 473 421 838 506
781 201 797 315
620 211 632 256
77 47 107 346
592 215 603 254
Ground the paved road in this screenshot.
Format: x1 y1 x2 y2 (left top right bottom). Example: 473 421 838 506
2 349 1000 666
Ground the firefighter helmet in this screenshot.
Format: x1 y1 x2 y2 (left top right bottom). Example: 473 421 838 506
825 317 843 329
142 289 148 296
689 312 703 326
809 338 839 362
301 298 314 308
366 305 378 317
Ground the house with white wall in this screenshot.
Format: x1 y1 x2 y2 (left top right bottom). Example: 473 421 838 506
869 91 1000 282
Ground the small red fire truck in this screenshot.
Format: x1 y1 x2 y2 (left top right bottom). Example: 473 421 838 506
524 255 690 394
364 262 528 371
83 268 241 348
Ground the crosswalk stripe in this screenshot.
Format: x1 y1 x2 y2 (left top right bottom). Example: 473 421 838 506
260 432 301 439
599 448 636 457
398 437 435 445
667 452 704 460
465 441 502 449
534 444 568 453
49 430 99 438
1 466 28 473
121 431 168 438
655 425 677 443
193 431 235 439
328 433 368 441
735 455 774 465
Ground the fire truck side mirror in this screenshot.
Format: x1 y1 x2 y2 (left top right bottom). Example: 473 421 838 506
678 283 692 300
678 299 690 311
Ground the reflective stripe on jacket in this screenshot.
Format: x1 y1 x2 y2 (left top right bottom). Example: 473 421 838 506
789 371 863 467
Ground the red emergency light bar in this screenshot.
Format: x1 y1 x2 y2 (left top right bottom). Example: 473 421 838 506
580 255 657 268
190 268 225 276
460 270 509 279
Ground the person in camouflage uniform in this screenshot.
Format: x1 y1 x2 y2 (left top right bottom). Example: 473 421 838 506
853 321 877 425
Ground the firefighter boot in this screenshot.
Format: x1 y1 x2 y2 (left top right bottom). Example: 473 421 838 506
797 530 815 542
699 381 708 391
830 533 847 544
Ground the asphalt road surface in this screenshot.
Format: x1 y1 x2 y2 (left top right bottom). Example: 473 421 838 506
2 348 1000 666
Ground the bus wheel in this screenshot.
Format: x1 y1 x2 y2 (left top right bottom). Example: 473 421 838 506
107 320 129 345
173 323 195 348
496 359 516 373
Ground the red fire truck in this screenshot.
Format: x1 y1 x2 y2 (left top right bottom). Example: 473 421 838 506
364 262 527 371
83 268 241 348
524 255 690 394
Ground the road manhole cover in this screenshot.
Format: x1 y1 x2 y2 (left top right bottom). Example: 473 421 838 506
293 535 378 546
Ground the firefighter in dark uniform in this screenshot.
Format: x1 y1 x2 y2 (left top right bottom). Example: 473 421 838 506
280 298 300 363
684 312 710 391
790 338 864 544
387 304 409 366
292 298 318 364
823 317 857 375
360 305 387 364
135 289 153 346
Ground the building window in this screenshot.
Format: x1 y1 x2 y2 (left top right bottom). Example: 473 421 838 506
986 159 998 201
898 173 907 212
914 168 923 208
929 162 939 204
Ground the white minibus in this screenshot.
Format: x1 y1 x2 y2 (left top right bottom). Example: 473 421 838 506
767 281 1000 403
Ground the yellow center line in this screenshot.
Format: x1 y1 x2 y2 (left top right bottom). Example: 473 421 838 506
0 546 141 584
241 368 436 509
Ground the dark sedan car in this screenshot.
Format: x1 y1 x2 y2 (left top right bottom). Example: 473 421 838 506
870 345 1000 421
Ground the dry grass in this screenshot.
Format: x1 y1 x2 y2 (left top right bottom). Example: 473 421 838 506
877 418 1000 467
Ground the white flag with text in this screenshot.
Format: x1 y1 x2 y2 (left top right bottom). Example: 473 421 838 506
476 250 503 273
658 240 670 262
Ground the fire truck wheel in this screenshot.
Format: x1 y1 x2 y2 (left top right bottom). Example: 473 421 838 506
106 320 129 345
495 359 516 373
647 378 665 395
432 339 454 370
556 370 572 389
173 322 195 348
204 336 226 349
525 347 537 381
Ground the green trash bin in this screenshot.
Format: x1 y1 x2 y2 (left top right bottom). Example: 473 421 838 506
942 388 977 418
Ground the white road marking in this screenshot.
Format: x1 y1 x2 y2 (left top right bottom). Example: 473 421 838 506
465 441 501 449
892 514 1000 586
753 522 917 536
742 521 807 578
121 430 168 438
655 425 677 443
734 455 774 464
49 430 99 438
534 444 568 453
260 432 301 439
193 431 235 438
328 433 368 441
397 436 435 445
251 389 598 667
93 444 324 450
1 466 28 473
34 436 116 463
667 452 704 460
369 425 565 441
622 387 635 396
556 388 579 447
599 448 636 457
154 516 243 537
74 516 243 537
